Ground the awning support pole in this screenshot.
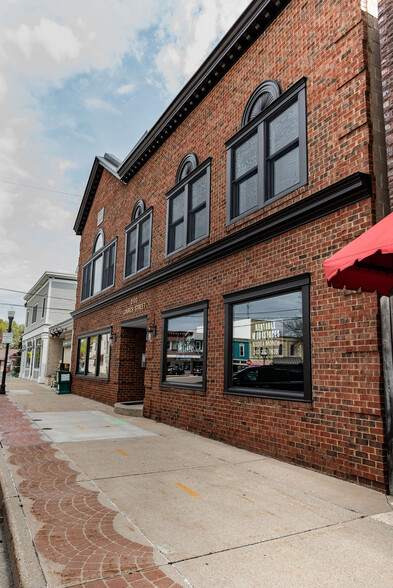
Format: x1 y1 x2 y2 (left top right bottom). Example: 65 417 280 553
380 296 393 495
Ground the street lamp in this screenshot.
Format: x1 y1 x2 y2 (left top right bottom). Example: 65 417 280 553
0 308 16 394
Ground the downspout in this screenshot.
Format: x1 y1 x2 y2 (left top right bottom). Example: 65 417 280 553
380 296 393 495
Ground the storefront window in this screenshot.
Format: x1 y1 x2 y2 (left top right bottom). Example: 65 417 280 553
76 332 110 378
161 301 208 389
77 338 87 374
224 276 311 401
99 334 110 377
88 335 98 375
26 343 32 367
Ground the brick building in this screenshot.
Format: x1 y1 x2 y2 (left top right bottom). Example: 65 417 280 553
72 0 390 491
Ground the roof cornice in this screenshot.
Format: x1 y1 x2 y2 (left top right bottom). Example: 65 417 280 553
74 0 291 236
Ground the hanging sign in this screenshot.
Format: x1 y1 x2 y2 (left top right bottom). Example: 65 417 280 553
2 333 13 344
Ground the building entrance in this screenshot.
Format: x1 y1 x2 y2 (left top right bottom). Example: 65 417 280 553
118 318 147 403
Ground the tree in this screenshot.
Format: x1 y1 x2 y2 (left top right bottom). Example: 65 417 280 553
0 320 24 348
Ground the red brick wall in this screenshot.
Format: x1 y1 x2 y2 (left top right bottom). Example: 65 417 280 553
72 0 388 491
379 0 393 206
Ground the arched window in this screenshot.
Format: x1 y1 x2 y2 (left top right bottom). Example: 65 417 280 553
226 77 307 223
125 200 152 278
166 154 211 255
81 230 117 301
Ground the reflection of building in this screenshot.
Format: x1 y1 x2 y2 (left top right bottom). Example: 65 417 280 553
71 2 390 491
167 331 203 373
20 272 77 384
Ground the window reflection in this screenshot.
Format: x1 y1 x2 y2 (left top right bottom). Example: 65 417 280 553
163 311 205 386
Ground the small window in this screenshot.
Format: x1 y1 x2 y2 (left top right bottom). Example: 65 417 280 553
76 332 111 378
42 297 46 318
125 202 152 279
161 301 208 389
239 344 245 357
26 311 29 328
166 158 211 256
224 275 311 401
32 304 38 324
226 78 307 224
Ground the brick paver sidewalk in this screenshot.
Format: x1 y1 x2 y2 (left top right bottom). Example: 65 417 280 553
0 396 184 587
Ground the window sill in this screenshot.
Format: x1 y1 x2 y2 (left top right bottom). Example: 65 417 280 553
224 387 312 403
160 382 206 393
74 374 109 381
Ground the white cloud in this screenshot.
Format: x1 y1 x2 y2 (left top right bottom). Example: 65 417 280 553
115 83 136 96
83 96 120 114
154 0 250 94
7 19 82 62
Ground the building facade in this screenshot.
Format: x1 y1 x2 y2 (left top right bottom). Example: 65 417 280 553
72 0 390 491
20 272 77 384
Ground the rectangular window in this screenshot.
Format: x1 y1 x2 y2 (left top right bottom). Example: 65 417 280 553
42 297 46 318
166 160 210 256
32 304 38 323
87 335 98 375
125 209 152 278
161 301 208 389
26 343 32 367
81 240 117 301
224 275 311 401
77 338 87 374
99 333 110 377
34 339 42 369
226 78 307 224
102 243 116 290
26 312 29 327
76 332 111 378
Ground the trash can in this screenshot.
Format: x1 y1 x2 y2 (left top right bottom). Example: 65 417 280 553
56 370 71 394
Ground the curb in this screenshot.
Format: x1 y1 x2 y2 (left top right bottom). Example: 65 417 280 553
0 448 47 588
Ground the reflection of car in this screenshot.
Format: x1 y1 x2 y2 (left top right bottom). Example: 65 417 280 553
167 366 185 375
192 366 203 376
232 364 303 391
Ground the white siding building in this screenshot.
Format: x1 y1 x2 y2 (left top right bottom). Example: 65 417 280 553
20 272 77 384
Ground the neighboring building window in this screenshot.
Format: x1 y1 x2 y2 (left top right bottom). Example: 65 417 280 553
224 275 311 401
32 304 38 323
226 78 307 224
26 342 32 367
166 155 211 256
42 297 46 318
26 311 29 327
81 230 117 301
125 200 152 278
161 301 208 389
34 339 42 369
239 344 245 357
76 331 111 378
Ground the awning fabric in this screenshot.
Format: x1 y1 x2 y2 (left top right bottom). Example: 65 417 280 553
323 211 393 296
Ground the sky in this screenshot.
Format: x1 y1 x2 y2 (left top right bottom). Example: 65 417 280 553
0 0 251 326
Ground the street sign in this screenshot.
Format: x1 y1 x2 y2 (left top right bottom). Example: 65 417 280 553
2 333 13 345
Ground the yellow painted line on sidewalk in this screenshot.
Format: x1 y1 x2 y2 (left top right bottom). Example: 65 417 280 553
47 408 53 411
117 450 129 456
75 425 84 430
177 483 199 497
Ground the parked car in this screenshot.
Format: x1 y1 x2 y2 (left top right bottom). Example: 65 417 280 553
232 364 303 391
167 366 185 375
192 366 203 376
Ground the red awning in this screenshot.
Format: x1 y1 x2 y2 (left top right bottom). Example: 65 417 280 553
323 211 393 296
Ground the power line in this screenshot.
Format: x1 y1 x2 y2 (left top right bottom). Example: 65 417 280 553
0 178 82 198
0 287 77 303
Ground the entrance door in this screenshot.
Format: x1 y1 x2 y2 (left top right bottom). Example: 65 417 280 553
118 318 147 403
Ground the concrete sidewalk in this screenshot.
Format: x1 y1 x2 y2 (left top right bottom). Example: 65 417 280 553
0 378 393 588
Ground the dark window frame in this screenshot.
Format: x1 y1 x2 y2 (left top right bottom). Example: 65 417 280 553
124 206 153 280
41 296 46 318
32 303 38 324
81 235 117 302
75 329 111 379
223 274 311 402
226 78 307 225
160 300 209 391
166 158 211 257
